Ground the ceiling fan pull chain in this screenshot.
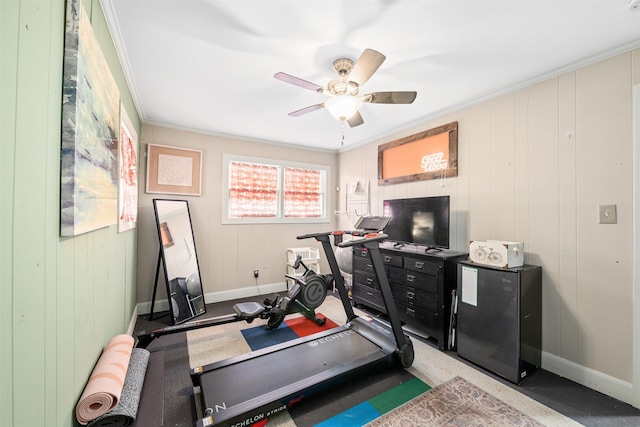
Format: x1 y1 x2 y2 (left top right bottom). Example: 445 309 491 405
341 120 345 146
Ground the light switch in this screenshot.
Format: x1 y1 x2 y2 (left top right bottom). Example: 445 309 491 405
599 204 617 224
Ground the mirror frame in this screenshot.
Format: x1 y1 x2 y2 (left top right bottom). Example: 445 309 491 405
152 198 206 324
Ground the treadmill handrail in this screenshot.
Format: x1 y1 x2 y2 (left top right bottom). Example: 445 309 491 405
339 233 408 356
296 232 356 321
298 230 409 357
337 233 388 247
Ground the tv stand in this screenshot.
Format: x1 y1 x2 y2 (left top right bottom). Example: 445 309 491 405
352 242 467 351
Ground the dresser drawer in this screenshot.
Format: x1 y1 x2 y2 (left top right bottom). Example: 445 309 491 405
396 300 438 331
404 257 440 275
352 284 386 313
389 267 437 294
381 251 403 267
353 271 379 290
391 284 438 313
353 256 374 274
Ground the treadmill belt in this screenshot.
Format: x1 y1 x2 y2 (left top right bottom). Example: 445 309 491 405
199 328 384 413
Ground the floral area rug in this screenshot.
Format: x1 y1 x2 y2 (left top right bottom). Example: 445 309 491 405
365 375 545 427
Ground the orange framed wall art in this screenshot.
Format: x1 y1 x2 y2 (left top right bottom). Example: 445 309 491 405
378 121 458 185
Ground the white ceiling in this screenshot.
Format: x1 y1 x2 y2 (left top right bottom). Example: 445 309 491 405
101 0 640 151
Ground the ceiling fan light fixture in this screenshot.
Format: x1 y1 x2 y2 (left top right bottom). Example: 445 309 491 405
325 95 362 121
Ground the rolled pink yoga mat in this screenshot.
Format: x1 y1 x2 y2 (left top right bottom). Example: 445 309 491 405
76 334 135 425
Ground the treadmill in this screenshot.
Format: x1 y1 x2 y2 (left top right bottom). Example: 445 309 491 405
191 217 414 427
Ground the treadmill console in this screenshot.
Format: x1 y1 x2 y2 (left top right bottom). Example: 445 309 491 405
353 216 390 232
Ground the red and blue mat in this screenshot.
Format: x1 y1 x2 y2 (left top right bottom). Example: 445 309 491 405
240 314 339 351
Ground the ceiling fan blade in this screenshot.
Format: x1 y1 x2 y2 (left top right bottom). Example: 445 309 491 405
348 49 386 87
347 111 364 127
274 72 323 93
362 91 417 104
288 104 324 117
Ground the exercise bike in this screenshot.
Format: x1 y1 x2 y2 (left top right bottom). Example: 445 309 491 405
135 255 329 349
269 254 328 329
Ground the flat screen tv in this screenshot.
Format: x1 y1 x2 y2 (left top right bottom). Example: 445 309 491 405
382 196 450 249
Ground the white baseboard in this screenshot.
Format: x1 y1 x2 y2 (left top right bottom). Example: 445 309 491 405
542 351 636 407
134 281 289 315
127 304 139 336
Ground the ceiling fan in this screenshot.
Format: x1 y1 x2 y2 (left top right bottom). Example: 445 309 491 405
274 48 417 127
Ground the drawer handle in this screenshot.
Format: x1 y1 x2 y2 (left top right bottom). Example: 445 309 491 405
415 261 424 269
366 277 374 285
407 274 415 283
366 292 374 297
360 250 367 257
406 307 416 317
406 291 415 299
384 255 392 262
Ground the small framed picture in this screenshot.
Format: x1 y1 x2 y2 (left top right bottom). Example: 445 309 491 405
146 144 202 196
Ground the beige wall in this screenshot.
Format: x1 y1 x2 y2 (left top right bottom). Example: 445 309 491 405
137 125 339 309
337 49 639 405
1 0 140 426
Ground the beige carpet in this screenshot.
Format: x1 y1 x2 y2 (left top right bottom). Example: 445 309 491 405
187 296 583 427
366 376 545 427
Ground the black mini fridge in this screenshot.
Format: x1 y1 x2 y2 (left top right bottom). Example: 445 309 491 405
456 261 542 384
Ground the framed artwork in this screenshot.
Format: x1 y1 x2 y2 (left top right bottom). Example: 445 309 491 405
378 121 458 186
60 0 120 236
146 144 202 196
118 104 138 233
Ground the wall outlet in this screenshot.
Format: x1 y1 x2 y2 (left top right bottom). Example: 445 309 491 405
253 269 259 278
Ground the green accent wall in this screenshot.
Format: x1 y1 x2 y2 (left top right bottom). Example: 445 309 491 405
1 1 140 425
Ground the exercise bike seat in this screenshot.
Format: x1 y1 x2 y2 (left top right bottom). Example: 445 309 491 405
233 302 265 319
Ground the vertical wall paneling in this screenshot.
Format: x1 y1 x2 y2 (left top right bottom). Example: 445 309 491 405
557 71 579 360
45 2 66 421
633 75 640 408
3 0 141 424
93 228 107 349
632 49 640 408
0 0 19 424
528 78 562 359
467 103 492 239
513 88 530 248
337 49 638 405
12 1 51 424
575 54 633 381
74 235 93 393
546 72 579 360
454 109 470 250
489 94 516 240
57 238 76 427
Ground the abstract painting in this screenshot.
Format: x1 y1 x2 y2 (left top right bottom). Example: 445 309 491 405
118 104 138 233
61 0 120 236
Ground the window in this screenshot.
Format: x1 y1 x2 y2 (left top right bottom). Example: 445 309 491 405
222 154 330 224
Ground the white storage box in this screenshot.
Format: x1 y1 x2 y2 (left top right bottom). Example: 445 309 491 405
286 247 320 265
469 240 524 268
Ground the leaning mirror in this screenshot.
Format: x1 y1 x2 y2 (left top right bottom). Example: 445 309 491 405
153 198 206 324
